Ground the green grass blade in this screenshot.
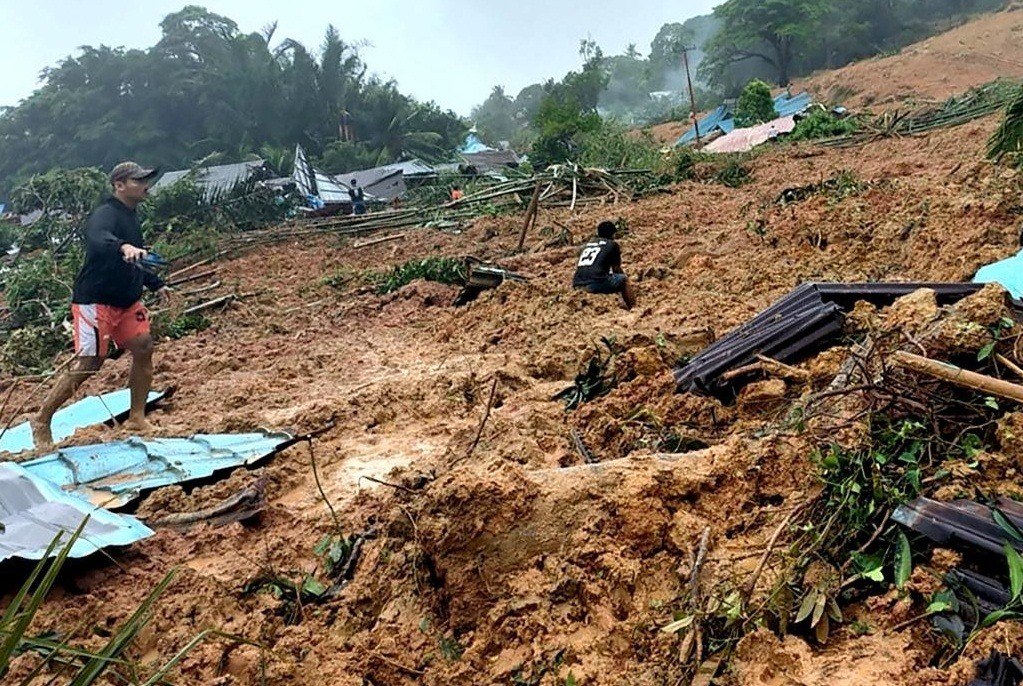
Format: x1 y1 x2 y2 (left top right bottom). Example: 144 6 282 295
70 569 176 686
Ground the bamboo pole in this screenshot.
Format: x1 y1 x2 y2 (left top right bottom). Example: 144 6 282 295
891 351 1023 403
516 182 542 251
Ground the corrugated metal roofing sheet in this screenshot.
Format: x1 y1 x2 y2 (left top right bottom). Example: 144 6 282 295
674 282 986 397
677 92 813 146
0 462 153 562
0 389 166 455
21 431 296 508
152 161 267 199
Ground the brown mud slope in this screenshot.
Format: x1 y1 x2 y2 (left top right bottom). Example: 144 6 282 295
648 8 1023 144
4 117 1023 685
798 6 1023 108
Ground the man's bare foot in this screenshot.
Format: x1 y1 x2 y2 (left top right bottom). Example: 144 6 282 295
30 417 55 452
122 416 155 434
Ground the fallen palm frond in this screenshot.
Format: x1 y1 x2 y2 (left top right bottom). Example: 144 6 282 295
821 79 1022 148
987 85 1023 166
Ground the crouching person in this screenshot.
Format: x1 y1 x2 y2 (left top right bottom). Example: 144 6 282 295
571 220 636 310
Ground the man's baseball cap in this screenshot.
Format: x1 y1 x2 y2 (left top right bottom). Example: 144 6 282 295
109 161 159 184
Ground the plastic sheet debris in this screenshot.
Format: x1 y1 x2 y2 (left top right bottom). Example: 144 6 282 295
892 496 1023 556
974 249 1023 299
0 462 153 562
704 115 797 154
0 389 167 455
20 431 296 508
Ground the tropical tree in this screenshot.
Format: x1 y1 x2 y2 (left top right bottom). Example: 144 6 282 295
702 0 834 86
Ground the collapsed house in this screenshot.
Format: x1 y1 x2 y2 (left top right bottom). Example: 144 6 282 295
676 90 814 147
152 159 275 200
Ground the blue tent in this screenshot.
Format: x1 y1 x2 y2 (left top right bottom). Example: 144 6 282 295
460 130 495 154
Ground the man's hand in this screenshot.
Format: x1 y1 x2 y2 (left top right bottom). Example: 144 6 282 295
121 244 147 263
156 286 173 307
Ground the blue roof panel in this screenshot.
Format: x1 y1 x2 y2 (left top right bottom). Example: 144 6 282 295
21 431 296 508
0 389 166 455
0 462 153 562
676 91 812 146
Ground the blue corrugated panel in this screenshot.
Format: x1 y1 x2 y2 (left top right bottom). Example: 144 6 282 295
0 462 153 562
774 91 813 118
21 431 295 508
677 105 731 145
677 92 813 146
0 389 166 455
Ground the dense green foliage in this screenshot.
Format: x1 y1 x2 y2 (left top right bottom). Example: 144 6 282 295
0 6 466 196
371 257 466 295
734 79 778 127
788 108 861 141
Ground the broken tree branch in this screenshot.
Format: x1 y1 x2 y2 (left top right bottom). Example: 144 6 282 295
892 351 1023 404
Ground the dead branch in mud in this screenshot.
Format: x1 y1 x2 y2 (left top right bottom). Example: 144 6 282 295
456 376 499 465
743 501 808 601
306 438 343 533
570 429 598 464
148 479 267 530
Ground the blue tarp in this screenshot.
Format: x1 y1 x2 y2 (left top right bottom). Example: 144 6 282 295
460 131 494 154
0 462 153 562
676 91 813 146
22 431 296 508
0 389 166 455
974 249 1023 298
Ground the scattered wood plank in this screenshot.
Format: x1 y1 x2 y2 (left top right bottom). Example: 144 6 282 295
353 233 406 249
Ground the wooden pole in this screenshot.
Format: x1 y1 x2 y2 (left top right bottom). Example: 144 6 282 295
891 351 1023 403
682 46 701 145
517 182 542 251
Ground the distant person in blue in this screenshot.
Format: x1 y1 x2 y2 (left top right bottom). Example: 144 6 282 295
350 179 367 215
572 220 636 310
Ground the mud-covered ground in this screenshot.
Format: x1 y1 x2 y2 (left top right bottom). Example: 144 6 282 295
4 46 1023 686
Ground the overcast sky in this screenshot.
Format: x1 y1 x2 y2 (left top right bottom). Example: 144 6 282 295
0 0 719 116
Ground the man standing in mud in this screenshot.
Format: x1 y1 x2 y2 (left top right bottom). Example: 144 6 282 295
572 220 636 310
31 162 171 450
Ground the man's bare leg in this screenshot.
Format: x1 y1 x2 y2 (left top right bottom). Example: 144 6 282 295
621 278 637 310
122 334 154 433
31 356 103 450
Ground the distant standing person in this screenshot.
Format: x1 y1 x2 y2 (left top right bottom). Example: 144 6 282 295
572 220 636 310
31 162 171 450
351 179 367 215
450 185 464 201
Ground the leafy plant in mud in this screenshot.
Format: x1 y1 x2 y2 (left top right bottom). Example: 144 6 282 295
712 159 751 188
151 312 211 341
553 337 620 411
0 522 252 685
243 530 369 625
788 109 860 142
371 256 466 295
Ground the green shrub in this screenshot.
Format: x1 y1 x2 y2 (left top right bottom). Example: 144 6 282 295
789 109 860 141
735 80 778 128
0 326 69 374
372 256 465 295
